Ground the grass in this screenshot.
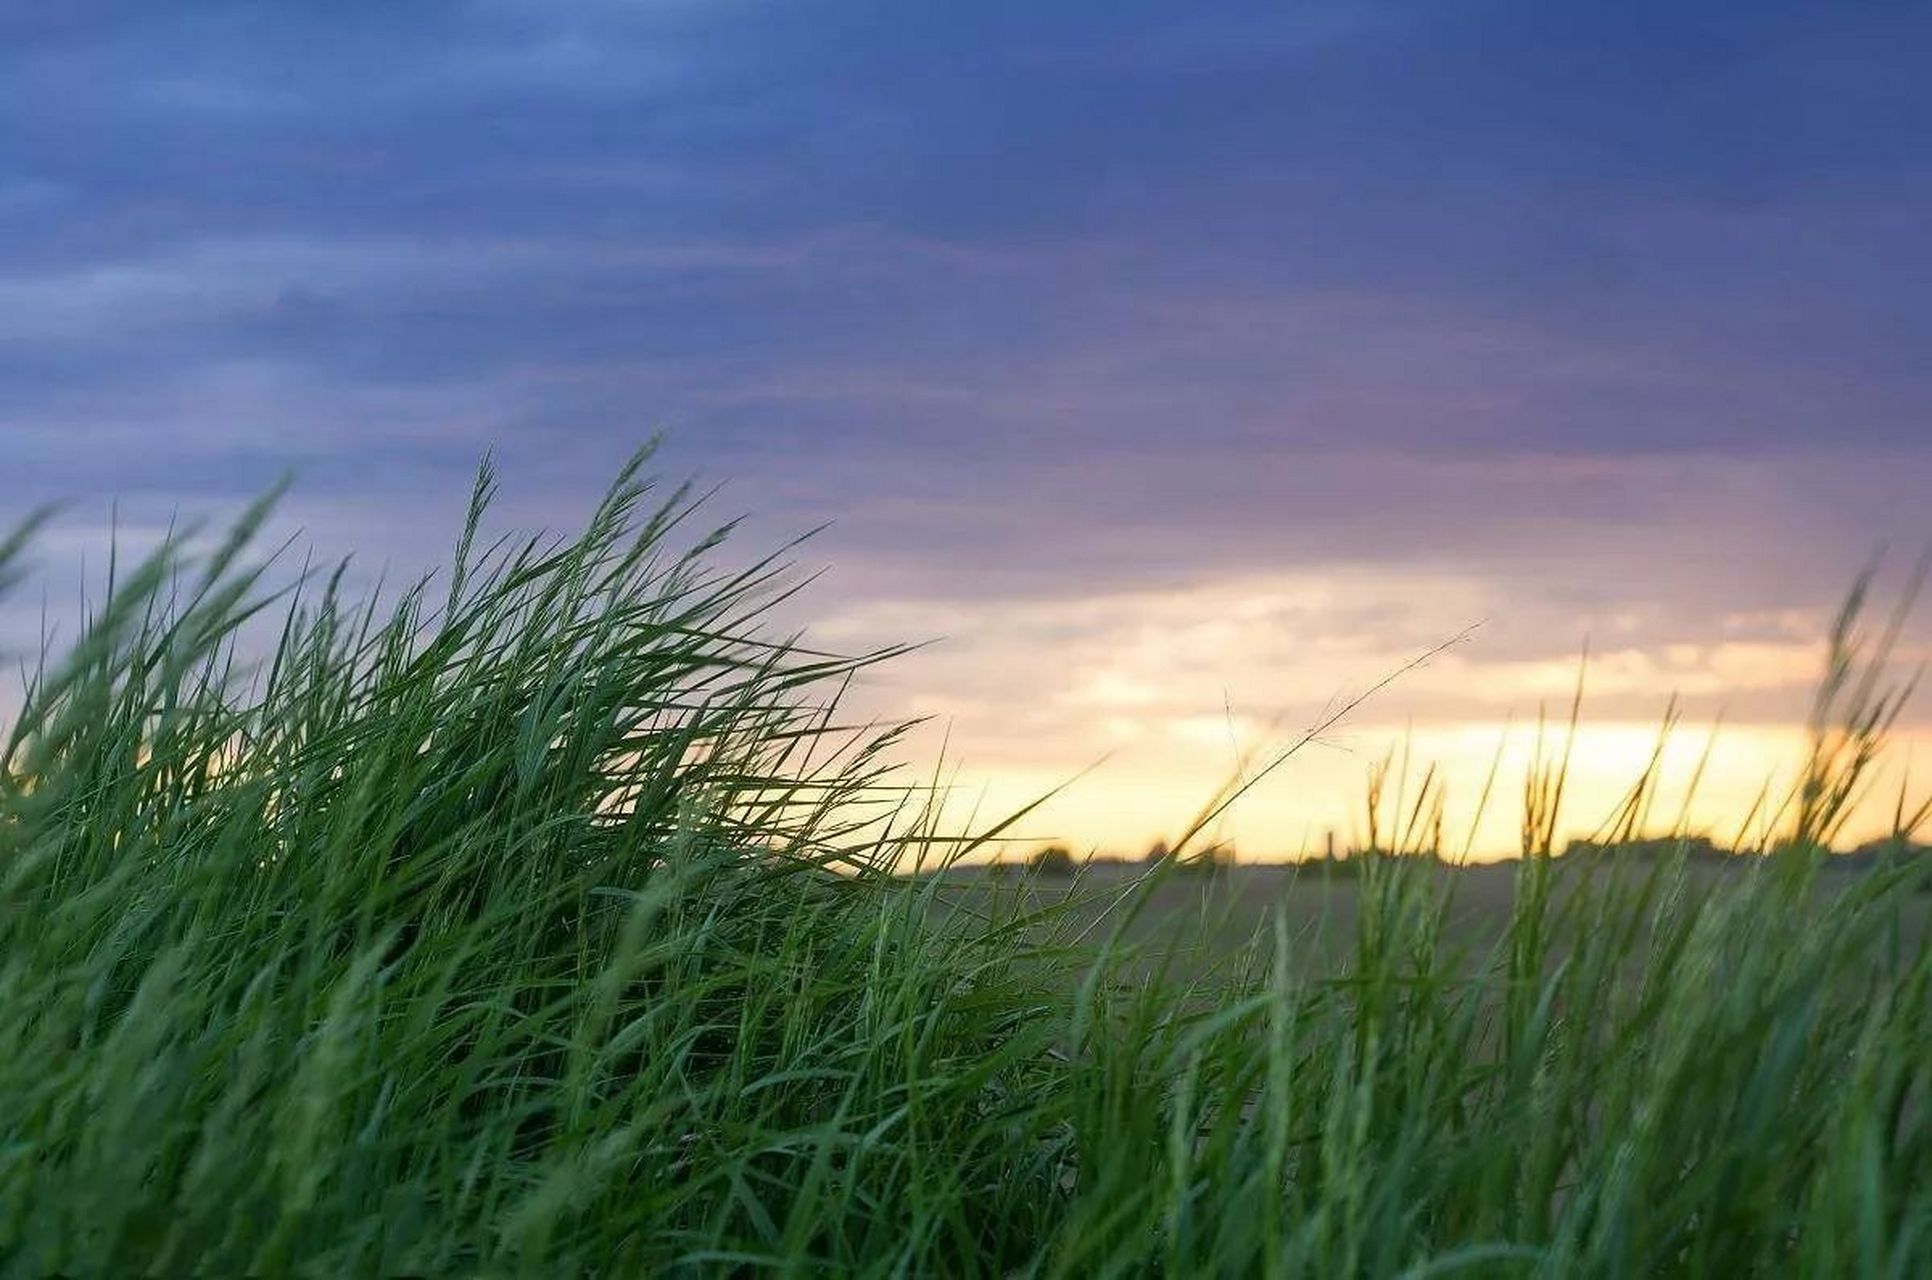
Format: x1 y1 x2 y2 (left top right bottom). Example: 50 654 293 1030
2 449 1928 1276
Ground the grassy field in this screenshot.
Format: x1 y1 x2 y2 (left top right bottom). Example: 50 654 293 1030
2 452 1928 1276
940 857 1932 984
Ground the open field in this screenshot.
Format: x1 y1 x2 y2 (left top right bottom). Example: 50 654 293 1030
938 858 1932 977
3 460 1929 1276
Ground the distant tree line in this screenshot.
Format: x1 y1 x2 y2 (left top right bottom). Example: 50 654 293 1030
990 833 1931 876
1562 833 1932 865
1004 839 1238 876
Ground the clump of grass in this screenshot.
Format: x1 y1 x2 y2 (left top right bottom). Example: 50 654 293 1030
0 452 1069 1274
2 453 1928 1276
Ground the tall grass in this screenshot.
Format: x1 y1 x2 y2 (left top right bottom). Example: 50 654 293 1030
2 453 1928 1276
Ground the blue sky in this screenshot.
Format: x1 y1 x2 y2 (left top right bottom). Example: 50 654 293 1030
6 1 1930 851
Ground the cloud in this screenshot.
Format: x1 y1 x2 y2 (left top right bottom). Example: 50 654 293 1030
4 0 1931 854
9 1 1931 481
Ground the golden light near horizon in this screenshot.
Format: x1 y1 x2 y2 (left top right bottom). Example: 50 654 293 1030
817 565 1932 864
909 721 1932 865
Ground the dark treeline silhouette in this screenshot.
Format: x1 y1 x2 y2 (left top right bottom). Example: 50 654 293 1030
990 833 1932 877
1008 840 1238 876
1564 833 1932 867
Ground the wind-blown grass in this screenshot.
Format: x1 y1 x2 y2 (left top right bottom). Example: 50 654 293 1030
2 452 1928 1276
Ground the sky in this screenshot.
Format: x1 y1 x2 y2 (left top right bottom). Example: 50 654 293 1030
4 1 1931 857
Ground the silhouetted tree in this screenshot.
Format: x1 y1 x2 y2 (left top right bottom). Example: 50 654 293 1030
1028 845 1075 875
1173 841 1235 876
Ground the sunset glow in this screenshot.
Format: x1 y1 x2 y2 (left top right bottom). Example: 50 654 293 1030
6 4 1930 861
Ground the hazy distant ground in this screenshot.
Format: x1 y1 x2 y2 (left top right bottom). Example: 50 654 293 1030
936 859 1932 977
